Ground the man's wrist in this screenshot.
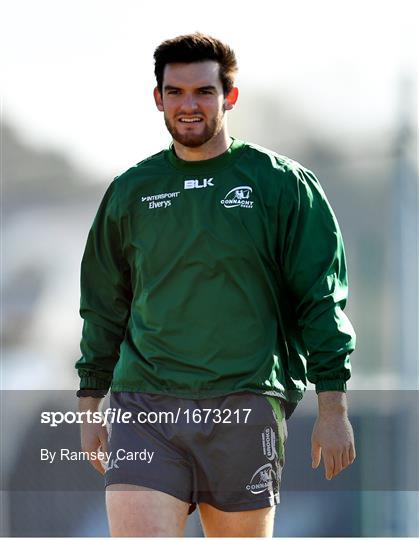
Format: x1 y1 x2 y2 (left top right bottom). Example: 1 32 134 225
317 391 348 417
77 388 107 413
78 395 104 412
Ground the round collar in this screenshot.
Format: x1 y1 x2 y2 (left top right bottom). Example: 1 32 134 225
165 137 246 173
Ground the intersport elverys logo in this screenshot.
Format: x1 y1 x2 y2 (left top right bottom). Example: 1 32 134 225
221 186 254 209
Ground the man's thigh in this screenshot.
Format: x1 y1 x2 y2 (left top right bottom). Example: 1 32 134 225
106 484 190 537
199 502 276 537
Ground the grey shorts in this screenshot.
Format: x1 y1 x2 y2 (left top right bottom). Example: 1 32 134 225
104 391 287 513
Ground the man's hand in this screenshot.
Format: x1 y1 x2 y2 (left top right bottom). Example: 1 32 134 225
79 396 109 475
311 391 356 480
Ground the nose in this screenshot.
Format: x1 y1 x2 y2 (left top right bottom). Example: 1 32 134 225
180 92 199 112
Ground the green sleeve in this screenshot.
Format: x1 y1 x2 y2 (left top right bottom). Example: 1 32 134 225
75 180 132 390
278 164 356 393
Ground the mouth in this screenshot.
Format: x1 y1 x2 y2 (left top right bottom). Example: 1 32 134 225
177 116 204 124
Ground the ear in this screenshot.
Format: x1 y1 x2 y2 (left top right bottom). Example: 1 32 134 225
223 87 239 111
153 87 164 111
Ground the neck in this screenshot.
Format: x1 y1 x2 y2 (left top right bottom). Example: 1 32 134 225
172 128 231 161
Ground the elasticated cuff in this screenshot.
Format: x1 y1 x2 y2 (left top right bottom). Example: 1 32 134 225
79 376 111 391
315 379 347 393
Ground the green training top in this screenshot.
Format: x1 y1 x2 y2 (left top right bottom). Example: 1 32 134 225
75 137 356 411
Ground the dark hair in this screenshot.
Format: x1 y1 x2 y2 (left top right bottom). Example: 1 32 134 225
154 32 238 96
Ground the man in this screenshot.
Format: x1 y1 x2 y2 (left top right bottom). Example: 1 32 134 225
76 33 356 537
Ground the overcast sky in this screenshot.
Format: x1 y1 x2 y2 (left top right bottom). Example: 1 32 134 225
1 0 417 178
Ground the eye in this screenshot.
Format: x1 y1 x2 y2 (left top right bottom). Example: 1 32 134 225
199 90 212 94
167 90 180 95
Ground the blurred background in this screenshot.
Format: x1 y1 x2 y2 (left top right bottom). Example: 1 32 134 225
1 0 418 536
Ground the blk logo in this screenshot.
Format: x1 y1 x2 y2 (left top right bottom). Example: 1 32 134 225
184 178 214 189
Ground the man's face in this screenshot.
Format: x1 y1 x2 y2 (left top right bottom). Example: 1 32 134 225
154 61 232 148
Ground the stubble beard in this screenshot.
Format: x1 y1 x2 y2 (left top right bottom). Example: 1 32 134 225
164 110 225 148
